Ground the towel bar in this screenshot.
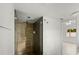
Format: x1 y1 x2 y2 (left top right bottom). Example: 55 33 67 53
0 26 10 30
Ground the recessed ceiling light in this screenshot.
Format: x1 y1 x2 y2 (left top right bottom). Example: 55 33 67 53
27 16 31 18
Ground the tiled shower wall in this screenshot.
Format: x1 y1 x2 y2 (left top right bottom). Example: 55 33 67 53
25 23 33 54
15 20 27 55
16 20 34 55
16 17 43 55
33 17 43 55
33 20 40 54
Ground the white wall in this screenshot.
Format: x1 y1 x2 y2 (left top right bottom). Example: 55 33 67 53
43 17 62 55
0 4 14 55
76 14 79 54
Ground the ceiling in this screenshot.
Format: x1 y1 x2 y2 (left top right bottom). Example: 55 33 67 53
14 3 79 21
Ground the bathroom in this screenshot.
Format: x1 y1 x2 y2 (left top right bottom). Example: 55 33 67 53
0 3 79 55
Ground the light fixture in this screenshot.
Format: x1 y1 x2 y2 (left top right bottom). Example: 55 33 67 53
27 16 31 18
65 20 76 26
